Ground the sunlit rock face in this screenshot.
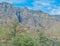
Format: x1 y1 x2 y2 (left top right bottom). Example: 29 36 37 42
0 2 17 24
0 2 60 32
15 8 57 31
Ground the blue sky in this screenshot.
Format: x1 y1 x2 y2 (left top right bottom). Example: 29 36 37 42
0 0 60 15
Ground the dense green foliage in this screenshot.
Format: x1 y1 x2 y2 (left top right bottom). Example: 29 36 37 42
11 35 36 46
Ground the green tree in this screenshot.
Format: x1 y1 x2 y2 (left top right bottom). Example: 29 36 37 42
11 19 19 37
10 33 37 46
39 31 53 46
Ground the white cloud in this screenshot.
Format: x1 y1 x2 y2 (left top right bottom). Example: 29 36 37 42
50 7 60 15
31 0 51 10
40 2 50 6
35 1 50 6
33 0 51 6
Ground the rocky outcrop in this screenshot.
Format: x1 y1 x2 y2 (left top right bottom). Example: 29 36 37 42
0 2 60 31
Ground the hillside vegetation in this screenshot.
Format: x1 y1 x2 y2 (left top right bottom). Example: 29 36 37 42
0 20 60 46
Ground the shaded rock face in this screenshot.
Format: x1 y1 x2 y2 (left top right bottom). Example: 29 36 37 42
0 2 59 31
16 10 22 22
